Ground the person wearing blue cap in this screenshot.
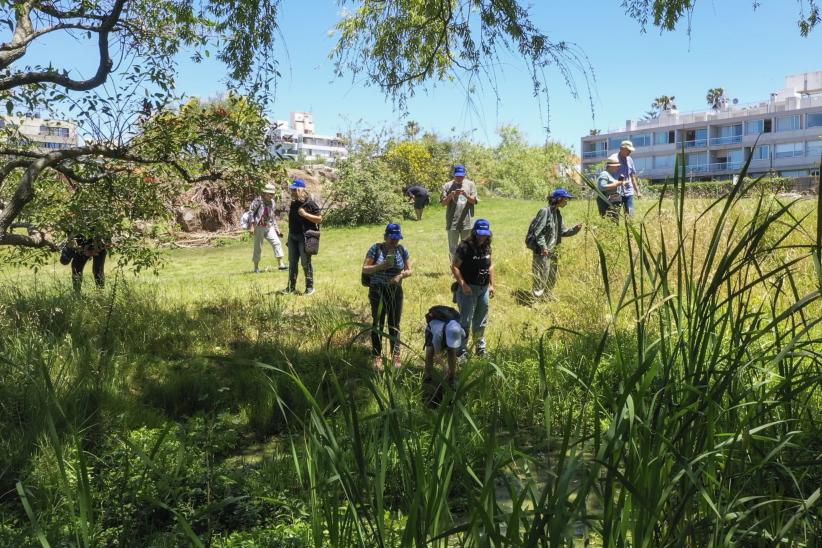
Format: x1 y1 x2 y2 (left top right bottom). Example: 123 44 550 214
527 188 582 299
451 218 495 356
440 164 478 260
282 179 323 295
361 223 413 370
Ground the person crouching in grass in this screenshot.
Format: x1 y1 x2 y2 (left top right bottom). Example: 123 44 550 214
361 223 413 371
423 305 465 405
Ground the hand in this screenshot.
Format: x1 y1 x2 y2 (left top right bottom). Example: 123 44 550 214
489 285 495 298
390 274 403 285
297 207 306 218
636 192 643 198
276 230 283 238
460 281 472 294
574 223 583 230
541 248 552 257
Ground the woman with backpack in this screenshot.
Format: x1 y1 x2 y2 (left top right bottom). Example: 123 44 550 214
527 188 583 299
361 223 413 370
451 218 495 357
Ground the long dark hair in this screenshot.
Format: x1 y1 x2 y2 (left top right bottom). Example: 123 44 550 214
467 231 492 255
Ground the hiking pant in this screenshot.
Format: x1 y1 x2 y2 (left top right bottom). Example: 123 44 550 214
287 233 313 290
252 225 284 267
447 228 472 261
622 195 635 216
455 283 489 352
532 252 558 297
71 250 107 292
368 284 404 357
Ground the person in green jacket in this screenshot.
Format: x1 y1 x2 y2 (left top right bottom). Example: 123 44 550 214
530 188 583 299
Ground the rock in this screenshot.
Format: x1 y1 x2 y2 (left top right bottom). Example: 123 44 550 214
176 208 201 232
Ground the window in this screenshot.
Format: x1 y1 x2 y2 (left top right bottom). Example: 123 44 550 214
774 142 804 158
745 119 763 135
632 156 651 171
726 149 744 164
654 155 675 169
779 170 809 177
775 115 801 132
654 130 675 145
687 151 708 165
806 112 822 128
631 133 651 147
806 140 822 159
750 145 770 160
609 137 624 151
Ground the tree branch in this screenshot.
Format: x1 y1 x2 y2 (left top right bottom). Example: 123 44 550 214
0 0 128 91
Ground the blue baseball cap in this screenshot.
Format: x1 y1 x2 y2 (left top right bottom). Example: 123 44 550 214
289 179 306 189
384 223 403 240
550 188 574 200
453 164 466 177
473 218 491 236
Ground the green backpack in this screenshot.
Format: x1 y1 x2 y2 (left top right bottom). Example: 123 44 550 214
525 207 548 251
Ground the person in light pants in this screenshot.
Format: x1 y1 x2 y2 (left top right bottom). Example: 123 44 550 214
247 182 287 272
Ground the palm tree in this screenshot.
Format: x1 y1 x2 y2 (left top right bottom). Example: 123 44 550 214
707 87 725 109
643 95 677 120
404 120 420 140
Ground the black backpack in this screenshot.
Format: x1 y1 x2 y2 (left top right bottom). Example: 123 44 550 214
525 207 548 251
425 305 461 324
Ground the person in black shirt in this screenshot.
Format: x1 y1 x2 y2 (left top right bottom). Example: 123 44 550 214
451 218 495 356
69 233 109 292
406 185 430 220
282 179 323 295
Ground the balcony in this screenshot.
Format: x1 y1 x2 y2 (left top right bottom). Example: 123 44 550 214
680 139 708 149
709 135 743 146
582 150 607 159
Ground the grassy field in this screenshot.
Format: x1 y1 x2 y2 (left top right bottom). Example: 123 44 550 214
1 191 820 546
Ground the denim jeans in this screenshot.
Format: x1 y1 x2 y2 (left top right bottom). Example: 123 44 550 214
287 233 313 290
622 195 635 216
368 284 404 356
455 283 489 352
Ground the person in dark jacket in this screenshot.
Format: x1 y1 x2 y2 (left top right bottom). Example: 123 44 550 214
531 188 582 299
282 179 322 295
361 223 413 370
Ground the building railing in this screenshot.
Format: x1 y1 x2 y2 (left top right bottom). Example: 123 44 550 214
582 150 607 159
680 139 708 148
774 150 805 159
709 135 743 146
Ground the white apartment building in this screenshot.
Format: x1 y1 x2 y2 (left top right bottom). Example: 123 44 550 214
580 72 822 182
0 114 78 151
268 112 348 163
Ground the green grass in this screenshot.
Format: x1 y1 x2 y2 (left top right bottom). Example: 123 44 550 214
1 190 821 546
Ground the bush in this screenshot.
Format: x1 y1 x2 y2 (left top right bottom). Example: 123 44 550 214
323 155 405 226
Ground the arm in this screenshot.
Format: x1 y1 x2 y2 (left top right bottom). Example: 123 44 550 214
488 263 495 297
561 223 583 237
451 255 472 294
391 257 413 284
362 248 391 274
465 183 478 205
440 184 455 204
298 203 323 224
631 174 642 197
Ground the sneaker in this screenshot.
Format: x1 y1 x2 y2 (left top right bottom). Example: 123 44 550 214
476 347 487 357
278 287 296 295
372 356 383 372
253 267 261 273
278 264 289 271
303 287 315 295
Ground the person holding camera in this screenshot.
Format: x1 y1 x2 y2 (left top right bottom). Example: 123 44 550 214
531 189 583 299
362 223 413 370
597 156 628 222
247 182 288 272
440 164 478 261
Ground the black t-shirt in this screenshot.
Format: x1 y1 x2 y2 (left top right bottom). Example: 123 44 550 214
455 241 491 286
288 199 320 235
407 185 429 197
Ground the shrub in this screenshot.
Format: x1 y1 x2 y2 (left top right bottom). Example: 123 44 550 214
323 155 405 226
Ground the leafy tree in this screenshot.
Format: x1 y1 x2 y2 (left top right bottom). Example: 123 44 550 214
623 0 819 35
706 87 725 109
404 120 421 140
0 0 282 266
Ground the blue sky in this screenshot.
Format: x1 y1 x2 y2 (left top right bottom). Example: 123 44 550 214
20 1 822 150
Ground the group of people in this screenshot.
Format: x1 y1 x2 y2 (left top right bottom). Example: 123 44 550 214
595 139 642 221
244 158 643 397
358 163 585 399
